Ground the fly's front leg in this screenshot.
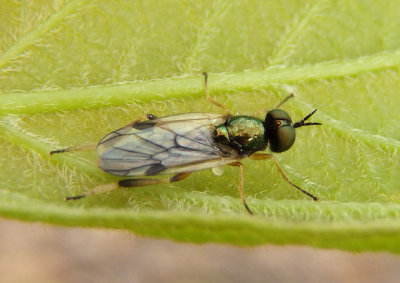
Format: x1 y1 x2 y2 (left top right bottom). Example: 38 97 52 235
253 93 295 116
228 162 253 215
202 72 230 113
250 153 318 201
65 172 192 201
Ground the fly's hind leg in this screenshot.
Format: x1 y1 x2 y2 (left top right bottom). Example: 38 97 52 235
65 183 119 200
250 153 318 201
50 143 97 155
51 115 159 155
119 172 191 187
202 72 230 113
65 172 192 201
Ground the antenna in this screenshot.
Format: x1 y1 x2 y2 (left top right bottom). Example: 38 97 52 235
293 109 322 128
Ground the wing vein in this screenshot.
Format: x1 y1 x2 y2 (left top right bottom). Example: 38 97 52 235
160 124 215 148
97 113 231 177
113 146 152 156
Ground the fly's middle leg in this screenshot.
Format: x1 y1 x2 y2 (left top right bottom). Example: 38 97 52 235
146 113 158 120
127 113 158 127
202 72 230 113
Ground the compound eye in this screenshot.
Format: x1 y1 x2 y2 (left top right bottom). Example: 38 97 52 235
265 109 295 153
269 108 291 120
270 126 295 152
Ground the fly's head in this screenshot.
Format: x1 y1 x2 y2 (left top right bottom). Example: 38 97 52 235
264 109 321 153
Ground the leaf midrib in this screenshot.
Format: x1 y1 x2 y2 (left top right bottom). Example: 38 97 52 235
1 49 400 115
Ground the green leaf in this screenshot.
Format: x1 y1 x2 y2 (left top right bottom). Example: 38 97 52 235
1 0 400 252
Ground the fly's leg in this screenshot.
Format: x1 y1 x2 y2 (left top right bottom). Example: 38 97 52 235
127 113 158 127
50 116 157 155
119 172 191 187
65 183 119 200
250 153 318 201
50 143 97 155
275 93 294 109
51 115 159 155
65 172 192 201
202 72 230 113
146 113 158 120
228 162 253 215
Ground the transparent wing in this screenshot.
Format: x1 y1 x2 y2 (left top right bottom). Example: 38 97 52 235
97 113 236 177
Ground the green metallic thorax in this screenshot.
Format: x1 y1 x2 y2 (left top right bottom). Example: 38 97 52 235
213 115 267 156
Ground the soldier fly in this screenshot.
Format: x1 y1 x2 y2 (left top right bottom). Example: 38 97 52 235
51 73 321 214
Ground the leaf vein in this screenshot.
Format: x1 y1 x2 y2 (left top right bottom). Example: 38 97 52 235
0 0 89 70
181 1 233 73
268 2 329 65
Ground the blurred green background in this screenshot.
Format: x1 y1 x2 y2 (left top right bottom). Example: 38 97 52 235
1 0 400 254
